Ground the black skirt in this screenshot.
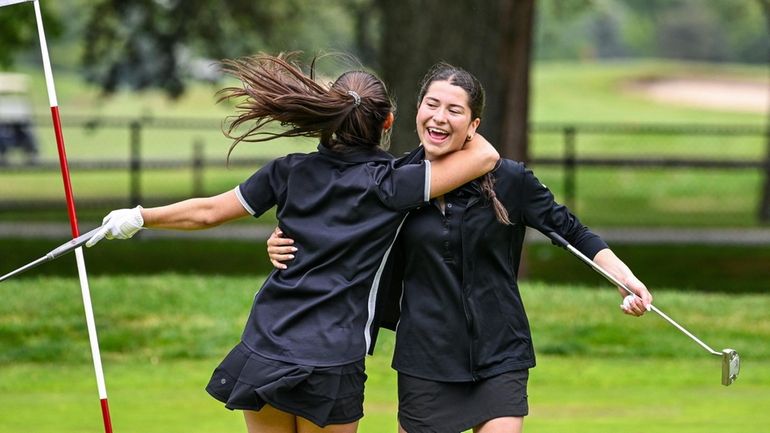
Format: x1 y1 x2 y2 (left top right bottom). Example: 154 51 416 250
206 342 367 427
398 369 529 433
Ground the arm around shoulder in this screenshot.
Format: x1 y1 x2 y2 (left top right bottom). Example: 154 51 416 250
428 133 499 197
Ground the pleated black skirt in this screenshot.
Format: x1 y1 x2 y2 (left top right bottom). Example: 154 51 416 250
206 342 367 427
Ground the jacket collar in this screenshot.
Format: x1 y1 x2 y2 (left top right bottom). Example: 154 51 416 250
317 143 395 163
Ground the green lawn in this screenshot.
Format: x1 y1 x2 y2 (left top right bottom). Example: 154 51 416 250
0 275 768 432
2 355 768 433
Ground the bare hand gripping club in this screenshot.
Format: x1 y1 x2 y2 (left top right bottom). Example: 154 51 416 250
0 227 101 282
547 231 739 386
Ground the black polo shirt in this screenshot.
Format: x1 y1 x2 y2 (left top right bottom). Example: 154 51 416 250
382 155 608 381
235 144 431 366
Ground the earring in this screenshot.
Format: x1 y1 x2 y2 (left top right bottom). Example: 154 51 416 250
466 134 473 142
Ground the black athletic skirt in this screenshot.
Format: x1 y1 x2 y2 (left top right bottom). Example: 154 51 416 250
206 342 367 427
398 369 529 433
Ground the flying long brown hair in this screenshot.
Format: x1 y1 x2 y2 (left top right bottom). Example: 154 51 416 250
217 53 394 160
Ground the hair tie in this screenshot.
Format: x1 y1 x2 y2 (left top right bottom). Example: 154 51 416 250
347 90 361 107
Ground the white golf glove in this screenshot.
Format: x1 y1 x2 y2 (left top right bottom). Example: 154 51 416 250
86 206 145 247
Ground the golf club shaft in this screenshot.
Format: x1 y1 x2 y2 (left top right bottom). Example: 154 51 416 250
0 227 102 283
48 226 103 259
0 256 48 282
548 232 721 356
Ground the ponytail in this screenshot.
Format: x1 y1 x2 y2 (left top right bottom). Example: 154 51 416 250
216 53 394 161
479 172 511 225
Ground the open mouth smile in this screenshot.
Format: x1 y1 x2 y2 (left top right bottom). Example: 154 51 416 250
426 127 450 142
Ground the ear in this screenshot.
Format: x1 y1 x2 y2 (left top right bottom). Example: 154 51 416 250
465 118 481 140
382 112 395 131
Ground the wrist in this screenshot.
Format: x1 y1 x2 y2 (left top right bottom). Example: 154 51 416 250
134 205 146 228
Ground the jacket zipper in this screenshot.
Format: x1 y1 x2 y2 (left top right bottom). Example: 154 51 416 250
462 194 481 381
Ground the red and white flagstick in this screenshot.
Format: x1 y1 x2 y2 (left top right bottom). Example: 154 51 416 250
31 1 114 432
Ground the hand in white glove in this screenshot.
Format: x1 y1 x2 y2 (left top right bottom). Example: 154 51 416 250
86 206 144 247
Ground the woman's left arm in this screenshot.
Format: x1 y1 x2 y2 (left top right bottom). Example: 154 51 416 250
86 189 249 247
593 248 653 317
141 189 249 230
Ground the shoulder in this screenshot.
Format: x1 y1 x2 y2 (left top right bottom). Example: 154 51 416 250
264 151 321 170
393 145 425 166
282 151 316 163
493 158 527 183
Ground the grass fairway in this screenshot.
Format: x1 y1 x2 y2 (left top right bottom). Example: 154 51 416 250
0 275 768 432
1 355 768 433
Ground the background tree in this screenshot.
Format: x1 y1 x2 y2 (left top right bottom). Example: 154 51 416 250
79 0 304 98
0 4 60 68
376 0 535 160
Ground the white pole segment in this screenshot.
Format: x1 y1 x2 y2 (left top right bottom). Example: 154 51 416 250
75 247 108 398
0 0 33 7
32 0 57 106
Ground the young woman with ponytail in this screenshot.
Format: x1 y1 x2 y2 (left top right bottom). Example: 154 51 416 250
85 53 499 433
268 62 653 433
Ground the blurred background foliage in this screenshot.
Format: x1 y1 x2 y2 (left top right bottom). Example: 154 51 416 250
0 0 764 90
1 0 767 157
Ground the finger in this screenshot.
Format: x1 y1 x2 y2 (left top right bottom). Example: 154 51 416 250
632 297 649 314
268 238 295 247
267 245 290 255
270 259 288 270
85 227 109 248
643 292 653 306
268 246 297 255
268 251 295 261
621 303 637 316
623 305 640 317
102 211 117 226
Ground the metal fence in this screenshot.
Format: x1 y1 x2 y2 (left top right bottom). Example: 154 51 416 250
528 122 770 221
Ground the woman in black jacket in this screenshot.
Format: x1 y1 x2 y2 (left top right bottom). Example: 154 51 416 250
269 62 652 433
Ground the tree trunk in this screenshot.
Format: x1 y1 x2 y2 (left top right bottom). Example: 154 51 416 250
376 0 534 162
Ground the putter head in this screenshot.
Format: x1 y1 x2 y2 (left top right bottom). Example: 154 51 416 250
721 349 739 386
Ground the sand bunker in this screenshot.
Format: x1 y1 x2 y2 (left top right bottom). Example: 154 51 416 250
629 78 768 114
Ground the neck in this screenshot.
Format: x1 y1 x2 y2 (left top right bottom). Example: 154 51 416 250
423 147 439 161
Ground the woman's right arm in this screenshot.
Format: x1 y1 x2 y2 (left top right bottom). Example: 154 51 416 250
427 133 499 198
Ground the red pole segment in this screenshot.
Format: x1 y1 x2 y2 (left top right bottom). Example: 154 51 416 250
50 106 80 236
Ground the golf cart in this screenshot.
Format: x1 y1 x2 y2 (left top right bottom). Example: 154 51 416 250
0 72 39 165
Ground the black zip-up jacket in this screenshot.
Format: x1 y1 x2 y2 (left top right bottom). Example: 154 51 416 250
371 148 607 381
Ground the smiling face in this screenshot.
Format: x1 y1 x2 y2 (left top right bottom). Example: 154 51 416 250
416 80 481 161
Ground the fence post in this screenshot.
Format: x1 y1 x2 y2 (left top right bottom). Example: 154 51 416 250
129 121 142 207
192 139 204 197
759 127 770 224
563 126 576 211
